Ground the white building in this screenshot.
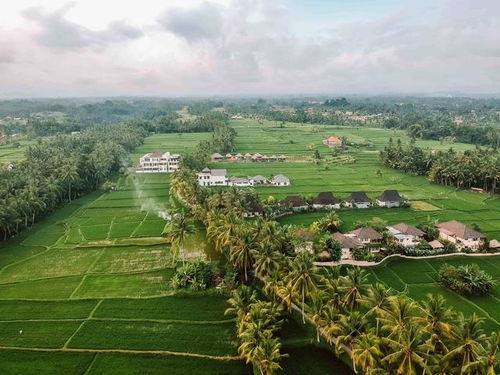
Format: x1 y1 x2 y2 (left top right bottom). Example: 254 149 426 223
197 168 229 186
270 174 290 186
437 220 486 251
387 223 424 247
138 152 180 173
229 176 254 187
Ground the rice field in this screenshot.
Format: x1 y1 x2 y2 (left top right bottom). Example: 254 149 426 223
0 139 36 164
0 120 497 373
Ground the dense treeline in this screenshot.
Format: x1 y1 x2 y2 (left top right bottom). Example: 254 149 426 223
380 139 499 193
0 124 145 240
168 167 500 374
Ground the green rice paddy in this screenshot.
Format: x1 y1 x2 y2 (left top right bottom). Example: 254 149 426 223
0 119 497 374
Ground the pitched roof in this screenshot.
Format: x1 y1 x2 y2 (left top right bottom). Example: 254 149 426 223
211 153 223 158
377 190 402 202
332 232 362 249
345 191 371 203
230 177 249 183
326 136 341 142
489 239 500 249
428 240 444 249
281 195 308 207
437 220 486 239
251 175 268 182
388 223 424 237
225 153 232 157
149 151 165 158
313 192 340 205
349 227 383 240
271 174 289 183
209 169 227 176
201 167 211 173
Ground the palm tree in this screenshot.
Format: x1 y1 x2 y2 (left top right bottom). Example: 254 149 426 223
225 285 258 322
252 244 283 278
340 267 369 311
352 332 383 373
162 214 195 264
415 294 454 354
306 289 328 342
253 334 285 375
480 331 499 375
382 324 428 375
361 282 392 335
379 295 419 340
288 252 317 323
442 313 487 374
229 227 256 281
320 211 342 232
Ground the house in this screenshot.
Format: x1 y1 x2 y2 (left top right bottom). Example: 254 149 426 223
270 175 290 186
269 155 277 162
387 223 424 247
244 196 264 217
251 175 268 185
229 176 254 187
322 136 343 148
236 153 244 160
344 191 371 208
244 153 252 160
489 239 500 250
211 153 224 162
277 155 287 162
376 190 403 208
225 153 232 159
197 168 229 186
312 192 341 210
436 220 486 250
347 227 383 250
138 152 180 173
280 196 308 212
428 240 444 250
332 232 363 260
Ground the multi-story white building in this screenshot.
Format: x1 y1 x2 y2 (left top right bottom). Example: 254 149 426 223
137 152 180 173
197 168 229 186
387 223 424 247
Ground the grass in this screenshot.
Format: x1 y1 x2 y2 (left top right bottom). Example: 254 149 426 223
67 320 237 356
369 256 500 332
0 300 98 320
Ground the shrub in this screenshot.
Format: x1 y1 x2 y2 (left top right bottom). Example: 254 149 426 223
438 264 495 296
170 261 214 291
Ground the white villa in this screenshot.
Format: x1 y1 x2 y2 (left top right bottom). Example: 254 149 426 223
376 190 403 207
197 168 289 187
387 223 425 247
270 175 290 186
137 152 180 173
197 168 229 186
437 220 486 251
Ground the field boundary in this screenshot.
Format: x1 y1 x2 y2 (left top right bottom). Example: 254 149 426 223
315 252 500 267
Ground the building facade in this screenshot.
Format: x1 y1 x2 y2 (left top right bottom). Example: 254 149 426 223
138 152 180 173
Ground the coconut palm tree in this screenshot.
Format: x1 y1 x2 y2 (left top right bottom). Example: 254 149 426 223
382 324 428 375
379 295 419 340
162 214 195 264
288 252 317 322
340 267 369 311
442 313 487 374
253 335 285 375
252 244 283 278
225 285 258 323
229 226 256 281
352 332 383 373
361 282 393 335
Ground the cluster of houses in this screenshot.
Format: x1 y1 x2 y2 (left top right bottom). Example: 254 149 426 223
279 190 405 211
136 152 180 173
332 220 490 261
211 153 287 163
197 168 290 187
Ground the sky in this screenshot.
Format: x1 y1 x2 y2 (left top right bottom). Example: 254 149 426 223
0 0 499 98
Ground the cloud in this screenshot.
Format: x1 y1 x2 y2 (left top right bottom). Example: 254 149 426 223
157 2 223 42
22 2 143 49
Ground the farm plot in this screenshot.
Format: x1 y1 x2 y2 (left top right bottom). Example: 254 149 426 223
369 256 500 332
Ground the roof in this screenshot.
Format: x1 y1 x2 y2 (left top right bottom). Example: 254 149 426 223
489 239 500 249
278 154 286 159
345 191 371 203
332 232 362 249
225 153 232 157
349 227 383 240
244 153 252 157
230 177 249 183
281 195 308 207
437 220 486 239
212 169 227 176
326 136 341 142
149 151 165 158
211 153 223 158
271 174 290 183
428 240 444 249
251 175 268 182
313 192 340 205
388 223 424 237
377 190 402 202
201 167 211 173
236 153 243 157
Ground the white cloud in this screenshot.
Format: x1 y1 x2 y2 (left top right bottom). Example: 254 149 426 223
0 0 499 97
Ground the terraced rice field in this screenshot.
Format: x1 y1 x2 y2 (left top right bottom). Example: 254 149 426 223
362 255 500 333
0 140 36 164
